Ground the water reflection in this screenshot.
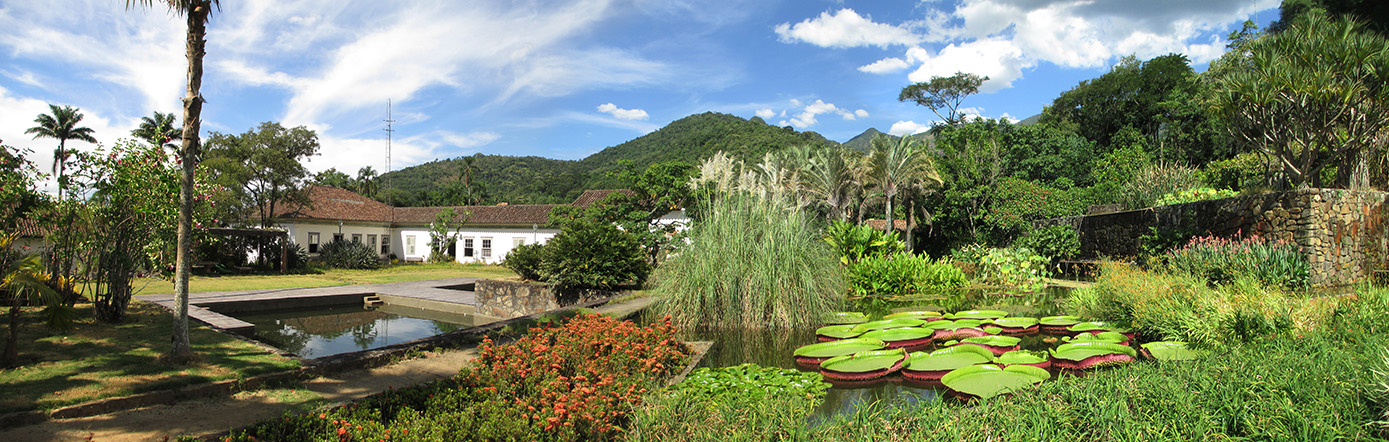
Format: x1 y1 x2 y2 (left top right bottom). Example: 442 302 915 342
235 304 474 358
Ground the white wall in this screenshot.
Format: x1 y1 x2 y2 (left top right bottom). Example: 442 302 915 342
279 221 393 257
454 227 560 265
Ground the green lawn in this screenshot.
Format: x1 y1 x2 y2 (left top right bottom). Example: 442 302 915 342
0 301 301 414
133 262 517 295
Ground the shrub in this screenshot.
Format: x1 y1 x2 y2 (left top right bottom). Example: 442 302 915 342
976 247 1050 292
847 253 968 297
822 220 903 264
317 240 381 269
502 242 546 281
629 364 827 442
542 218 650 293
1203 151 1275 192
1154 187 1239 206
651 192 844 329
1012 224 1080 261
1118 164 1203 210
1165 233 1310 289
1068 262 1301 347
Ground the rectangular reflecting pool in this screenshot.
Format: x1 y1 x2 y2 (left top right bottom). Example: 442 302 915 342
233 304 477 358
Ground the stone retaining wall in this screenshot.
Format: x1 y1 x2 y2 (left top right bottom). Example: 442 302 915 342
1034 188 1389 286
474 279 617 319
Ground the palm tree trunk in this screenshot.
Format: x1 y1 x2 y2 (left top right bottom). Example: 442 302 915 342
884 192 894 236
168 0 210 362
56 139 66 202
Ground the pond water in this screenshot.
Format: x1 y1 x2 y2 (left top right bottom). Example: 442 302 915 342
236 304 475 358
667 286 1077 419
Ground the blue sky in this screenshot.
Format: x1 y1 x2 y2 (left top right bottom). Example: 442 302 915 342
0 0 1280 194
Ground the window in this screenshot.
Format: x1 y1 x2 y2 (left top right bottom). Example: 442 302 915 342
481 238 492 259
513 237 526 248
333 233 344 243
352 234 362 243
381 235 390 254
308 232 320 254
406 236 417 256
368 234 377 252
463 238 474 257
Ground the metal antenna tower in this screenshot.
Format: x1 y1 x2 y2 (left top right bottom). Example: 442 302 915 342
384 99 395 193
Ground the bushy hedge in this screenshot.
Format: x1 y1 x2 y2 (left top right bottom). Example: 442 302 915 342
317 240 381 270
227 314 689 442
541 219 650 292
501 242 546 281
846 253 967 297
1011 224 1079 261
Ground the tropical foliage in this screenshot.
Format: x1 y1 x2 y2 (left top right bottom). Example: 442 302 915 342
822 220 903 265
846 253 967 297
1164 233 1311 289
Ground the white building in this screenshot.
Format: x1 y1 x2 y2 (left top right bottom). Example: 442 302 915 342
273 186 666 264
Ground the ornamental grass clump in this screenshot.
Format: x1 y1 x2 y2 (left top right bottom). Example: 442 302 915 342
652 192 844 329
1165 233 1310 289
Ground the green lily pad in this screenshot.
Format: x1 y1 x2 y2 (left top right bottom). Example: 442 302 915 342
1067 321 1132 334
989 317 1039 328
853 317 927 332
958 335 1022 347
816 324 864 339
940 364 1050 399
824 312 870 325
820 349 910 373
996 350 1048 365
924 319 986 330
1039 315 1082 326
1141 341 1206 361
1050 342 1138 362
1064 331 1129 344
860 327 935 343
906 346 995 371
793 338 887 358
948 310 1010 320
884 310 944 321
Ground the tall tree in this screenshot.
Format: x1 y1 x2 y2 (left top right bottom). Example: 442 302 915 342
311 168 356 190
898 72 989 128
356 166 379 198
131 111 182 149
25 104 97 202
203 122 321 228
1215 12 1389 188
1272 0 1389 35
126 0 217 363
868 136 941 246
802 147 859 223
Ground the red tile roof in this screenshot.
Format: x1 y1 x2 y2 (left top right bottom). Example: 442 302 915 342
572 189 635 209
275 186 563 227
11 218 48 237
392 204 558 226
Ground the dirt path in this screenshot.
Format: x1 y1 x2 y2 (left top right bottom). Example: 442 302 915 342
0 348 478 442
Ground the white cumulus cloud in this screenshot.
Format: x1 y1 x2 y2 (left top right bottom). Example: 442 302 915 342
597 103 650 120
755 108 775 119
775 9 921 48
857 57 910 74
888 120 931 136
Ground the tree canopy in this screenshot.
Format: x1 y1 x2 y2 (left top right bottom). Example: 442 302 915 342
203 122 321 227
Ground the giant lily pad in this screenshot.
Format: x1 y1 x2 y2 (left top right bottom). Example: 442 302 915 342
793 338 888 367
989 317 1040 336
1050 342 1138 370
1141 341 1206 362
1039 315 1083 333
853 317 927 332
884 310 944 321
824 312 870 325
902 345 995 381
860 327 935 350
1066 321 1134 338
1064 331 1130 346
925 319 999 341
996 350 1051 369
948 310 1009 320
940 364 1050 399
956 335 1022 355
820 348 910 381
816 324 865 341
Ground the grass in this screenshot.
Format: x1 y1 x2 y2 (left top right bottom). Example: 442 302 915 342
0 301 300 414
132 262 515 295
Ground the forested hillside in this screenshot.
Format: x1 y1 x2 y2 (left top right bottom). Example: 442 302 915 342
377 112 838 205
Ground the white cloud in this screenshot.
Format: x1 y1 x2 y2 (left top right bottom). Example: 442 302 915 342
888 120 931 136
765 98 866 128
755 108 775 119
775 9 922 49
2 69 44 89
906 39 1030 92
854 109 869 118
858 57 910 74
597 103 650 120
0 86 127 196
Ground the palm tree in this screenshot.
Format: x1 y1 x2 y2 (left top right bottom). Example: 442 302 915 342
2 234 73 367
868 136 942 244
25 104 97 202
127 0 218 363
802 147 857 223
131 111 182 149
356 166 379 198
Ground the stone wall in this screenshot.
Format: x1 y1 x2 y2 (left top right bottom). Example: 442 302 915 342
474 279 618 319
1034 189 1389 286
